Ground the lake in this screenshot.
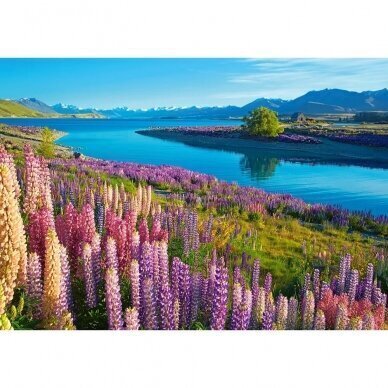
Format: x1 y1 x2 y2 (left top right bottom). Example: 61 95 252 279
2 118 388 215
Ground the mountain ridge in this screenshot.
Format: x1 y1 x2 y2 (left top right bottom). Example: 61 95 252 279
3 88 388 118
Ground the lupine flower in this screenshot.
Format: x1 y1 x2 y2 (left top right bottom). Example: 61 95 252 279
130 260 141 311
364 263 374 301
27 252 43 318
59 245 73 314
334 303 349 330
106 237 119 272
42 229 62 326
302 291 315 330
275 295 288 330
256 287 266 327
142 277 157 330
251 259 260 327
287 297 298 330
82 243 97 308
125 307 140 330
105 267 123 330
264 273 272 295
313 309 326 330
210 259 228 330
362 312 375 330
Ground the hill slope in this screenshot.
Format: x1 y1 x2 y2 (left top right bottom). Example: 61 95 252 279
0 100 46 117
18 98 57 114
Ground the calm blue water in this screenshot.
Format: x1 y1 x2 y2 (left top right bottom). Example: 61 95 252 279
2 118 388 215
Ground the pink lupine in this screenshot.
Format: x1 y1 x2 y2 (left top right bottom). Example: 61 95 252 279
106 237 119 272
125 307 140 330
138 218 149 245
105 267 123 330
27 252 43 318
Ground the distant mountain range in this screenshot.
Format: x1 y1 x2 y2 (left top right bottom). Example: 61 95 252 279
2 88 388 119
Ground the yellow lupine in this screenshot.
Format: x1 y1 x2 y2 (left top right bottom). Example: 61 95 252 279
0 164 27 310
42 228 62 323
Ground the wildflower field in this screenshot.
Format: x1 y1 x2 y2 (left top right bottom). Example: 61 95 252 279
0 143 387 330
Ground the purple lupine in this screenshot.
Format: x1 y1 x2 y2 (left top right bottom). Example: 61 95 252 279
301 273 311 300
142 277 157 330
130 260 141 311
105 267 124 330
157 242 174 329
82 243 97 308
190 273 202 325
27 252 43 318
313 309 326 330
173 298 180 330
287 297 298 330
262 300 275 330
171 257 181 304
251 259 260 327
210 259 228 330
231 282 243 330
302 291 315 330
313 269 320 300
179 262 191 328
348 269 359 303
125 307 140 330
364 263 374 301
338 254 351 294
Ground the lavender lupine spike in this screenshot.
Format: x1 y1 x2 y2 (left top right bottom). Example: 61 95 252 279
364 263 374 301
125 307 140 330
142 277 157 330
82 243 97 309
210 259 228 330
262 297 275 330
287 297 298 330
179 262 191 328
190 273 201 325
130 260 141 311
105 267 123 330
302 291 315 330
158 242 174 329
314 309 326 330
173 298 180 330
231 282 243 330
348 269 359 303
251 259 260 327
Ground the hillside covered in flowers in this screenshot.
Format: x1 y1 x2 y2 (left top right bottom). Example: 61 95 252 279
0 142 387 330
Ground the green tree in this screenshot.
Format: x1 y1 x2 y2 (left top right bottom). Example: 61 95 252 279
242 107 283 137
38 127 55 158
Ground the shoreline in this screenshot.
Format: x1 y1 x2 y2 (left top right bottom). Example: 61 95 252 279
137 129 388 170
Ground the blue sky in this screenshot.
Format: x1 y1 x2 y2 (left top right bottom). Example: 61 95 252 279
1 58 388 109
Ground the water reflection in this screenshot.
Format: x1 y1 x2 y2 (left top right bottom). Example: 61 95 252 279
239 153 280 180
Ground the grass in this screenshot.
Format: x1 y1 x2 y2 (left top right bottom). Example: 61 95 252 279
0 100 46 117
